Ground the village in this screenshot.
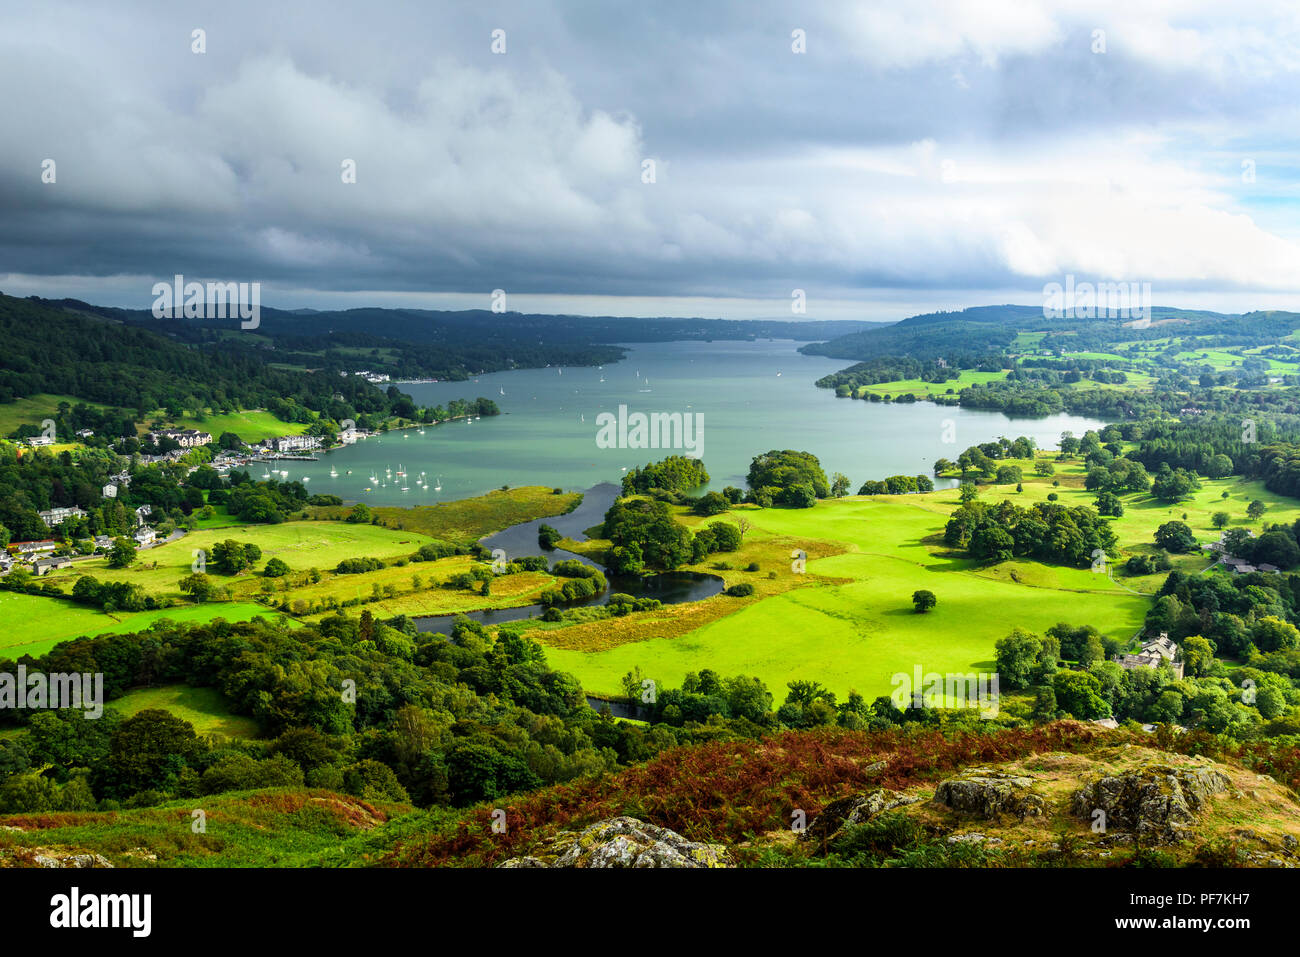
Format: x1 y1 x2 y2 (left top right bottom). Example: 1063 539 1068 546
4 424 376 577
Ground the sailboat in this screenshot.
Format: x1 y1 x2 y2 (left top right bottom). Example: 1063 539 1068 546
499 387 505 396
329 467 338 478
434 476 442 491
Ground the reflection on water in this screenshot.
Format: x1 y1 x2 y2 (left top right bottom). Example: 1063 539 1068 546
413 570 723 635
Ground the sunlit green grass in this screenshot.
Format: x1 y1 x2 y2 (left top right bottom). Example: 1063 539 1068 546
106 684 260 738
0 594 283 660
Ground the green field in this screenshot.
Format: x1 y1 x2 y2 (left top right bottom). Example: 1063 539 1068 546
539 450 1300 701
855 370 1005 398
0 594 282 660
308 486 582 542
542 491 1150 700
158 409 310 443
44 521 438 600
0 393 104 437
107 684 260 738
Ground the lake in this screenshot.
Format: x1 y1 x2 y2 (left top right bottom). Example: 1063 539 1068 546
281 339 1108 504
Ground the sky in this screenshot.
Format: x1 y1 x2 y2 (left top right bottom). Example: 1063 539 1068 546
3 0 1300 321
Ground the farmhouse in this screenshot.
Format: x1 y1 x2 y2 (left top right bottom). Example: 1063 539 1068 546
1114 632 1184 680
33 555 73 576
25 435 53 447
133 527 157 546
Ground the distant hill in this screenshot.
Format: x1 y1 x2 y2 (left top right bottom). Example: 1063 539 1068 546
797 303 1300 363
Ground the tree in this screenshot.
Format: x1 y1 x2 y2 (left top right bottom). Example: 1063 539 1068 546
1252 616 1300 653
178 572 214 603
707 522 742 552
1095 491 1124 517
692 491 730 516
346 503 373 524
1179 636 1215 677
995 628 1044 690
1151 464 1198 502
958 482 978 504
537 524 561 550
210 540 260 574
735 516 753 542
783 483 817 509
1247 499 1267 521
99 709 200 798
830 472 851 498
747 450 830 499
1052 671 1111 720
107 537 136 569
1211 511 1230 529
1154 521 1197 554
1206 453 1234 479
263 557 290 578
911 589 936 613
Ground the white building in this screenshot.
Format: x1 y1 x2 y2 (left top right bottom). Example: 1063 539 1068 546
38 506 87 527
103 483 118 498
272 435 322 452
146 429 212 449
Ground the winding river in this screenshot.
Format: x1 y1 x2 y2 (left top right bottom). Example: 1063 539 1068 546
413 482 725 635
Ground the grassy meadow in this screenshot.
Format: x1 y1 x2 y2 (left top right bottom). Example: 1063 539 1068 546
107 684 261 738
0 593 282 660
534 451 1300 701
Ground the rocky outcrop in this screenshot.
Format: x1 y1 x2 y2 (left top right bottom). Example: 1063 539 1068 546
802 789 921 843
30 849 113 868
932 768 1046 820
499 816 732 868
1070 763 1231 843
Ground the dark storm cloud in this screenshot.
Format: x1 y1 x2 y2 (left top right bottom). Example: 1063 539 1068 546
2 0 1300 314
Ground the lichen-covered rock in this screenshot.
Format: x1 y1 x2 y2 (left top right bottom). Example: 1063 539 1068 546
499 817 732 868
801 789 920 843
1070 764 1231 843
31 850 113 868
931 768 1046 820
